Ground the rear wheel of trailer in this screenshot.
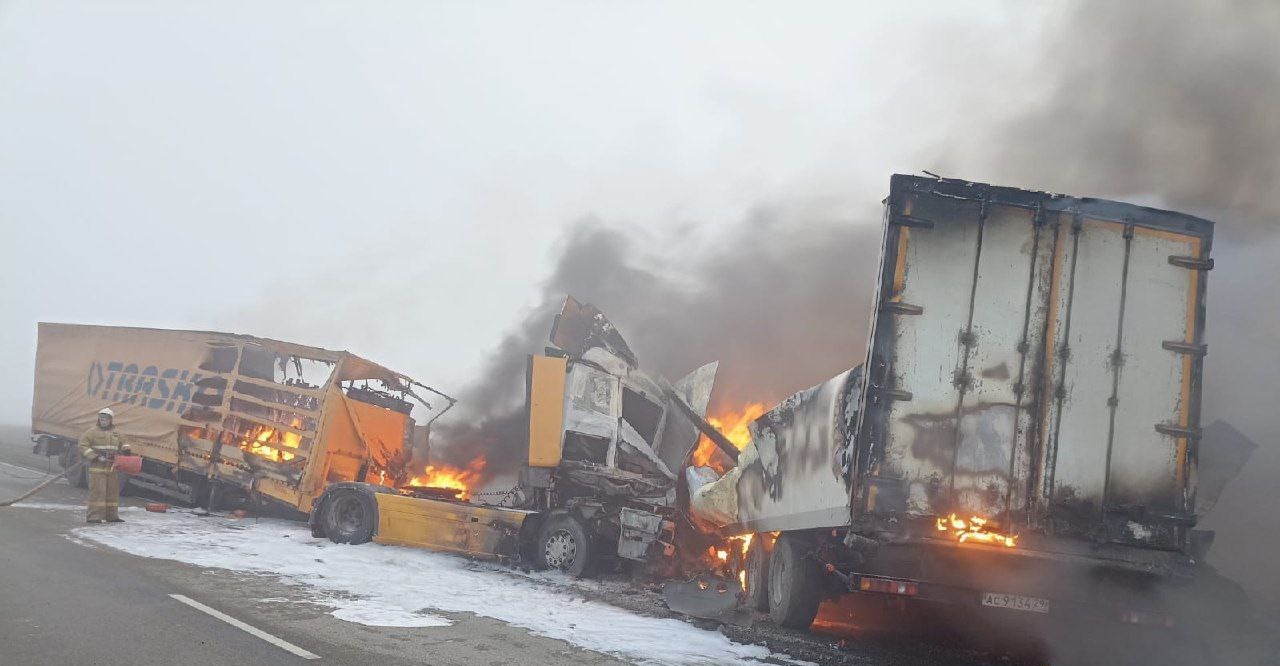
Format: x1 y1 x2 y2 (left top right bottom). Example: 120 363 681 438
743 532 772 612
767 532 821 628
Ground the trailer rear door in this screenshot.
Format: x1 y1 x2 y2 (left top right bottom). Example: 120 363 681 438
854 175 1212 549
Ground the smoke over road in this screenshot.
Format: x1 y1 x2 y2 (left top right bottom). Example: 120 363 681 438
434 206 883 477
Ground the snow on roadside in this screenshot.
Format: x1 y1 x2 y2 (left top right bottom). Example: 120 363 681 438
53 505 794 666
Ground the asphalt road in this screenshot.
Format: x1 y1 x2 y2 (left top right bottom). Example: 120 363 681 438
0 472 315 665
0 428 1102 666
0 437 626 666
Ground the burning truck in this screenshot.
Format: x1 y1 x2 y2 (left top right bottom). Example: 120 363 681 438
306 176 1270 664
682 175 1273 663
308 296 728 576
30 324 456 515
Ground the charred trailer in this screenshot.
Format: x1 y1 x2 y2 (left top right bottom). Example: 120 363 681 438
31 324 454 516
687 176 1262 662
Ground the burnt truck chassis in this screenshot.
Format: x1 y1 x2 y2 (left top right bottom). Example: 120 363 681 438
739 523 1273 665
31 432 240 507
305 473 707 581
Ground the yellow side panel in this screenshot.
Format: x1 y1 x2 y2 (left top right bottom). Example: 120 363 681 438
257 477 303 510
346 398 409 460
372 493 533 558
527 355 568 468
307 391 365 495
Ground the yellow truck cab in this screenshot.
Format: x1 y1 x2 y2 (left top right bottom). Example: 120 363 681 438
309 297 721 577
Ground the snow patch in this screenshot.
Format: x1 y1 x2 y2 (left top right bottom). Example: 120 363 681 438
74 508 793 665
9 501 84 511
326 597 451 628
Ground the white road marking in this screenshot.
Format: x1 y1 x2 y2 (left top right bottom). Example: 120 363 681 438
169 594 321 660
0 460 48 474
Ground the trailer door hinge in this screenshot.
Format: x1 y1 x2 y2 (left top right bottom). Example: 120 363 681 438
872 387 913 402
1155 423 1202 440
882 301 924 316
1161 340 1208 357
1168 255 1214 271
893 215 935 229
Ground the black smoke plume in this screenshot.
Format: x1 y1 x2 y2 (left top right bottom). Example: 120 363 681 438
433 206 884 479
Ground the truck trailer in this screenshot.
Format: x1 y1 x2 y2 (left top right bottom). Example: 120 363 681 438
31 323 455 516
686 175 1265 662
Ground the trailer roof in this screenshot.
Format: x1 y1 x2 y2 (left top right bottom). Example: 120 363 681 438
891 174 1215 239
36 322 405 383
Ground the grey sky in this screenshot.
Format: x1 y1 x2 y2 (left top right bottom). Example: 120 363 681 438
0 1 1041 423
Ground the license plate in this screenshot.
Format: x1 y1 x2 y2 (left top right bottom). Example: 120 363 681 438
982 592 1050 614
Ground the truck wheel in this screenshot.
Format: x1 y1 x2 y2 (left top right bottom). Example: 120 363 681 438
309 512 327 539
322 488 377 544
767 532 821 629
538 514 595 577
62 449 87 488
744 533 773 612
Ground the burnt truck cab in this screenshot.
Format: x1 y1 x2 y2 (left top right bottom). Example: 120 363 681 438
309 297 721 578
519 297 719 576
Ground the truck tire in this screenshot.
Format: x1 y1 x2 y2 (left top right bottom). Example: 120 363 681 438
538 514 595 577
309 512 327 539
321 488 378 544
744 533 772 612
62 448 87 489
767 532 821 629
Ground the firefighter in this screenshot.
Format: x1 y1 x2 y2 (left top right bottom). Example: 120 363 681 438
78 407 131 523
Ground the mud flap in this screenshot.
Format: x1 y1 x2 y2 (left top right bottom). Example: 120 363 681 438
662 577 748 625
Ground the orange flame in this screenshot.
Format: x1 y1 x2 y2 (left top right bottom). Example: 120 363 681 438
691 402 767 472
732 533 754 590
935 513 1017 548
239 425 302 462
406 457 487 499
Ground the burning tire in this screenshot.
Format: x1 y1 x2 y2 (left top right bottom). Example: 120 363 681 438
744 533 773 612
538 514 594 577
767 532 821 629
321 488 377 544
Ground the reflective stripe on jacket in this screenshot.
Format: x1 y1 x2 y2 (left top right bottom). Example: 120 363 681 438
79 427 124 470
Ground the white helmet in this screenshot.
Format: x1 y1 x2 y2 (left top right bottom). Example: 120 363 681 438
98 407 115 418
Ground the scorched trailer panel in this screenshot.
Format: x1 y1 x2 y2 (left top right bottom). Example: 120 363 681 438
854 174 1212 552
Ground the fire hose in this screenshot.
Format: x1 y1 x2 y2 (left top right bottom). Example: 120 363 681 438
0 460 87 507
